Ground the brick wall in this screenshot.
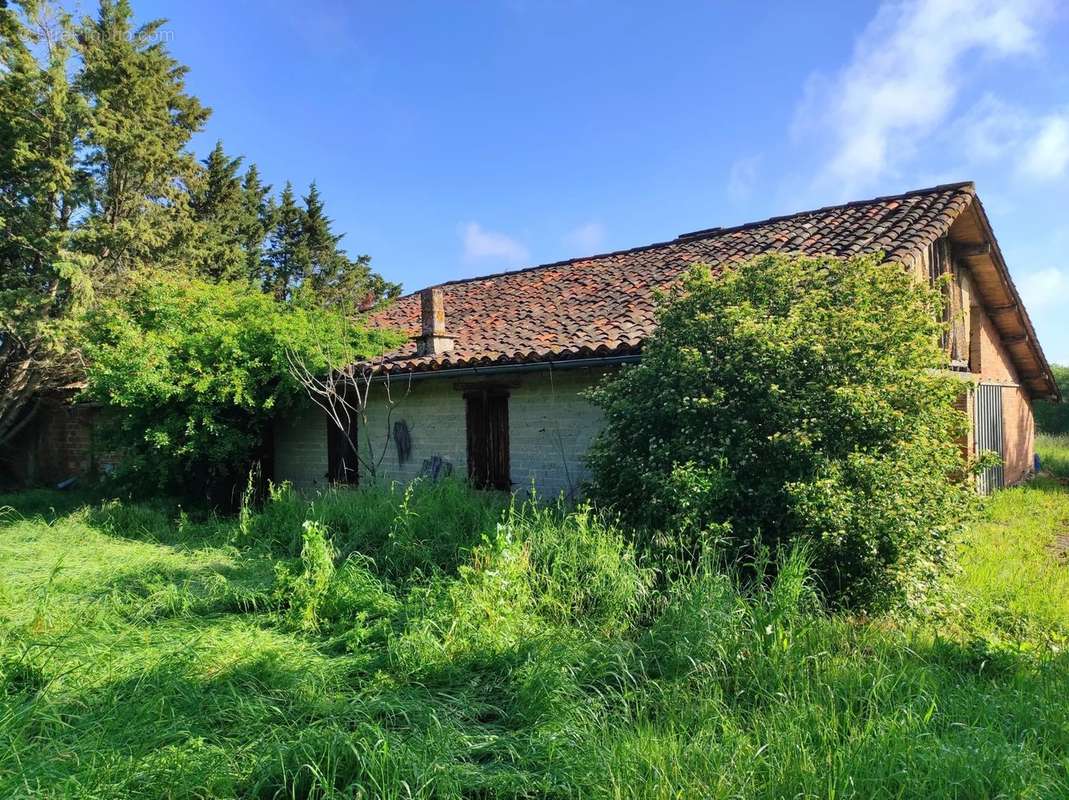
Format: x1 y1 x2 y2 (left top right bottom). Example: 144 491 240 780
3 401 113 486
917 242 1037 487
970 300 1035 485
506 369 605 499
274 368 608 498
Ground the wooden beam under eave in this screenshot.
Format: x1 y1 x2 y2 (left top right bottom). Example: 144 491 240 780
986 303 1018 315
952 242 992 259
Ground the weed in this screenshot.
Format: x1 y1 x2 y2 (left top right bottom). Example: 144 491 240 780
1 445 1068 798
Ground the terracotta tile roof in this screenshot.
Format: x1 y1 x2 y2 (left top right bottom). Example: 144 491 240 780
368 182 977 374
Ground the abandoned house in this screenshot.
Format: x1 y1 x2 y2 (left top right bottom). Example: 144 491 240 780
273 181 1060 497
4 182 1058 495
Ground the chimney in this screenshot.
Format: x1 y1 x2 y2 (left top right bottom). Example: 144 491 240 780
415 286 454 356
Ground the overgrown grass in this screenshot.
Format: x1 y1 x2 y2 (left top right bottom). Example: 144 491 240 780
2 449 1069 799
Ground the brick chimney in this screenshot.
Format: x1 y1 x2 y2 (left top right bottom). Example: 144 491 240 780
415 286 454 356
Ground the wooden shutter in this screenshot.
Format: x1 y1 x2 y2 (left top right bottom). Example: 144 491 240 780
974 384 1004 494
928 237 952 355
327 413 359 485
465 389 510 490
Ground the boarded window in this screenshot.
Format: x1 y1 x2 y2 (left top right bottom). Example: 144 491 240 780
465 389 510 490
327 414 359 485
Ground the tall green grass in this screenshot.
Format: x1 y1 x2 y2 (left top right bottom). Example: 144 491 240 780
2 460 1069 799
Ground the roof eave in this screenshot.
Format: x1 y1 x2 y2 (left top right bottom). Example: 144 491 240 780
950 195 1060 402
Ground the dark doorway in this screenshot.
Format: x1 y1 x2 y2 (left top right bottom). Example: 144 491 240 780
327 413 359 485
465 388 510 490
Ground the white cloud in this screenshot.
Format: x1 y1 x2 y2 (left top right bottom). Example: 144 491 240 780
797 0 1044 194
563 222 606 253
1019 115 1069 180
1018 267 1069 311
944 93 1069 184
727 155 761 203
955 94 1029 162
1018 267 1069 365
950 96 1069 181
461 222 528 264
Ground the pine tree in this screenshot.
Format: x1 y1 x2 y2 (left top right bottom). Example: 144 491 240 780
262 182 307 301
240 163 272 282
74 0 209 284
0 0 89 447
188 140 248 281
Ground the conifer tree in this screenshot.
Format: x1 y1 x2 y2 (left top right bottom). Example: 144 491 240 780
301 182 348 297
74 0 209 283
261 180 400 310
0 0 89 447
240 163 272 282
300 181 399 311
188 140 247 281
1 0 398 450
2 0 208 445
262 182 306 301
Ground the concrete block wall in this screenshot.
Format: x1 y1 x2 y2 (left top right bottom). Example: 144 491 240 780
506 369 605 499
273 400 331 490
358 375 469 487
274 368 608 497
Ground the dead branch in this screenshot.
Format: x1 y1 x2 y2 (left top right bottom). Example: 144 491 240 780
285 343 413 483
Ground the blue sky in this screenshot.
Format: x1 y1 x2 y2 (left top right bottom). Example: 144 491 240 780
120 0 1068 363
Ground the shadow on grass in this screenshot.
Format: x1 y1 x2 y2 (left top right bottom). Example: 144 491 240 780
0 488 103 526
1012 473 1069 496
1037 434 1069 482
7 642 331 798
92 556 278 621
0 489 239 551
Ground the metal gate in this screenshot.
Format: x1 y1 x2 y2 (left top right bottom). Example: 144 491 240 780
974 384 1004 494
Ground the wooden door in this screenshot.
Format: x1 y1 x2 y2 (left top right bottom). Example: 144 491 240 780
327 412 359 485
465 389 510 490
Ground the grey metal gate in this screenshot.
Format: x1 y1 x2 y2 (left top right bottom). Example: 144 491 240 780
974 384 1004 494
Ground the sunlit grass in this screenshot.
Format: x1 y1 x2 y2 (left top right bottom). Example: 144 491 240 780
2 463 1068 799
950 434 1069 645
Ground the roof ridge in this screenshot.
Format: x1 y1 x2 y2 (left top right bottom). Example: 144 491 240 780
676 180 976 240
410 181 976 296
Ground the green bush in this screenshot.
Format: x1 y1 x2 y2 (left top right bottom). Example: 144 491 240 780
82 273 401 499
586 253 976 611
